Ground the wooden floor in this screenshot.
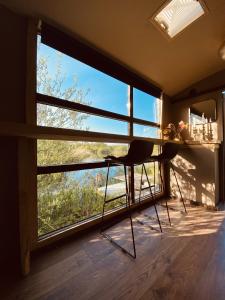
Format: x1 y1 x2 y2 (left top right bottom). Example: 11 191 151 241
2 199 225 300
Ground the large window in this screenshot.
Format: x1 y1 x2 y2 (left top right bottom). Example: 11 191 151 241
36 31 162 237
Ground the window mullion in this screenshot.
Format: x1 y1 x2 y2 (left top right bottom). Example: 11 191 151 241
128 86 135 204
128 85 133 136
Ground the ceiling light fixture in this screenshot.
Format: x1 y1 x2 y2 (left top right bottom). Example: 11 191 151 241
151 0 206 38
219 41 225 61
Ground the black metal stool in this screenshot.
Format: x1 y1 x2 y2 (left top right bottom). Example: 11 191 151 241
150 142 187 224
100 140 162 259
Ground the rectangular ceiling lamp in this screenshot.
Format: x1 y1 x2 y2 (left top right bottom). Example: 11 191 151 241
152 0 206 38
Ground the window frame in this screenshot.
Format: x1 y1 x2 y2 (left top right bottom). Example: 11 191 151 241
36 24 163 240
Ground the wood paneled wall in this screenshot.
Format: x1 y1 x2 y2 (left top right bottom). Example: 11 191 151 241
0 5 28 276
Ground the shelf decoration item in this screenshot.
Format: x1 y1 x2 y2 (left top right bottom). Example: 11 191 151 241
190 117 217 142
177 120 191 141
162 123 176 140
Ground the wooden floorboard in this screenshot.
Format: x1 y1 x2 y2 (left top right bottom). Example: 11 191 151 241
2 198 225 300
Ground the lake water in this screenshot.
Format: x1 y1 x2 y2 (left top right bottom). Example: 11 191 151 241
69 166 122 181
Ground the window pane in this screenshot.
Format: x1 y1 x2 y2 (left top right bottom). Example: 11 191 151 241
37 36 129 115
37 141 128 166
38 166 126 236
134 161 161 201
134 145 161 200
133 88 161 123
134 124 160 138
37 104 128 135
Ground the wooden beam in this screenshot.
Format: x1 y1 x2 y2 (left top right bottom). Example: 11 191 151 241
172 84 225 103
0 121 165 144
26 18 39 251
18 18 38 276
18 138 35 276
37 161 119 175
26 20 37 124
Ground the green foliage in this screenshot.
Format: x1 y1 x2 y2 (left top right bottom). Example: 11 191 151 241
38 172 126 236
37 141 128 166
38 178 105 236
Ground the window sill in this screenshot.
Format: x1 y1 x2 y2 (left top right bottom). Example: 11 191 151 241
34 191 164 250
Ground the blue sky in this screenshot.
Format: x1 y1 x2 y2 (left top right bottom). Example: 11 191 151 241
37 38 160 137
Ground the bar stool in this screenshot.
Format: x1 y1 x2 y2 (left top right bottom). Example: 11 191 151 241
100 140 162 259
150 142 187 224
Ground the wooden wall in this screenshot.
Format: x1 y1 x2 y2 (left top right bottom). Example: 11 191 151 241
170 91 224 141
0 5 28 277
168 71 225 206
169 68 225 131
173 69 225 102
161 94 173 128
169 69 225 141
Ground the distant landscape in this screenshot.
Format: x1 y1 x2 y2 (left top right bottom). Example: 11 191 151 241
37 141 159 236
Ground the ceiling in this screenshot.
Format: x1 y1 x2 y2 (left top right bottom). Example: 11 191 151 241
1 0 225 96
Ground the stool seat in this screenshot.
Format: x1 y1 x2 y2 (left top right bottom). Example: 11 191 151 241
105 155 151 166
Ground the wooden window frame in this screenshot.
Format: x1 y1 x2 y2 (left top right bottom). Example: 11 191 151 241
36 22 163 240
18 19 164 275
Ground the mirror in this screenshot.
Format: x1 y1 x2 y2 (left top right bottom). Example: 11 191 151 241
189 99 216 125
189 99 217 142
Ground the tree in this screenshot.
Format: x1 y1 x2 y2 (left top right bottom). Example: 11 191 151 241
37 47 90 129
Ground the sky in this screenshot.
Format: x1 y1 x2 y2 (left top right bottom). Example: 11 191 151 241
37 37 160 138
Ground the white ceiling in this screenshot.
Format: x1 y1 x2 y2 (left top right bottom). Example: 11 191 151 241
1 0 225 96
